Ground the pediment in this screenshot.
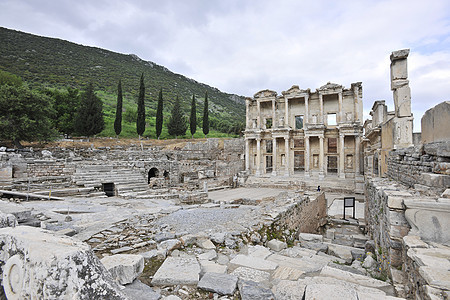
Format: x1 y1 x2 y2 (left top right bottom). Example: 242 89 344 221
254 89 277 99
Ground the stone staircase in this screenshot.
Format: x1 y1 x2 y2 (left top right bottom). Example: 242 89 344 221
72 165 151 198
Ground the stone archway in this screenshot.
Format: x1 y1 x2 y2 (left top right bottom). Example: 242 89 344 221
148 167 159 184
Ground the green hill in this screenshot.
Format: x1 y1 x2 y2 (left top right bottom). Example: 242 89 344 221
0 27 245 138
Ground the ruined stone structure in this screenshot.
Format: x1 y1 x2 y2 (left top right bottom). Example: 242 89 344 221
244 82 363 180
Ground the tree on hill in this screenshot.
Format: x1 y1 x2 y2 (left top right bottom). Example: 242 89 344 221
168 96 187 138
190 94 197 138
114 79 123 137
0 70 22 87
136 73 146 137
156 88 164 139
47 87 80 136
0 84 57 148
203 91 209 138
74 82 104 138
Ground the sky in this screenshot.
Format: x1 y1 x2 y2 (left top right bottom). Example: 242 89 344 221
1 0 450 132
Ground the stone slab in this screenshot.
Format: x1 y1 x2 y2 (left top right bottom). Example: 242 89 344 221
238 280 275 300
229 254 278 271
267 254 326 274
122 279 161 300
247 245 272 259
198 272 238 295
298 232 323 243
267 239 287 252
305 283 358 299
151 256 200 286
199 260 227 274
419 266 450 290
272 280 306 300
231 267 271 283
101 254 144 285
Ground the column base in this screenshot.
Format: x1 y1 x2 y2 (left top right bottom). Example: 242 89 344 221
339 173 346 179
319 172 325 179
271 171 277 176
284 171 290 177
255 170 261 176
304 171 310 177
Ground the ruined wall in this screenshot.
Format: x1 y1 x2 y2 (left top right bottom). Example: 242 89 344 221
386 142 450 191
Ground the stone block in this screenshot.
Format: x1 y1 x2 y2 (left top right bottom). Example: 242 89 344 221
238 280 275 300
272 280 306 300
419 266 450 290
229 254 278 271
421 173 450 188
387 196 405 209
271 266 304 280
157 239 181 252
0 226 126 299
196 238 216 249
122 279 161 300
197 249 217 261
404 204 450 243
198 272 238 295
267 239 287 252
300 241 328 253
199 260 227 274
326 243 355 264
101 254 144 285
151 256 200 286
267 253 327 274
421 101 450 144
0 212 17 228
305 283 358 299
247 245 272 259
298 232 323 243
231 267 270 283
402 235 428 249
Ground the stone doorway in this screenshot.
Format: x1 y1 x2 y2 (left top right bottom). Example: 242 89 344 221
327 156 338 173
148 168 159 184
265 155 273 173
102 182 115 197
294 151 304 171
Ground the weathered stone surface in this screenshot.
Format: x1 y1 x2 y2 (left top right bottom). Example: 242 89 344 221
151 256 200 286
298 232 323 243
299 241 328 253
247 245 272 259
421 101 450 144
197 249 217 261
122 279 161 300
238 280 275 300
198 272 238 295
229 254 278 271
196 238 216 249
154 232 176 242
271 266 304 280
157 239 181 252
0 200 32 222
326 243 356 264
419 266 450 290
0 226 126 299
0 212 17 228
267 253 326 274
101 254 144 285
305 283 358 299
199 260 227 274
362 255 376 269
272 280 306 300
231 267 270 283
267 239 287 252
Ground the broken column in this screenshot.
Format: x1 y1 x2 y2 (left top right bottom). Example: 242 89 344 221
390 49 413 148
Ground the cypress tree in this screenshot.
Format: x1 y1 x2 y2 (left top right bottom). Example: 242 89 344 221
74 82 104 138
202 91 209 138
190 94 197 138
156 88 164 139
167 96 187 138
114 79 123 137
136 73 146 137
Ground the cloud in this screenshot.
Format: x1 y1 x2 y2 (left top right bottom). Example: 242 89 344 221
1 0 449 131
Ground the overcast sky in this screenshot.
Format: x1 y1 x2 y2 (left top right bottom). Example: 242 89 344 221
1 0 450 131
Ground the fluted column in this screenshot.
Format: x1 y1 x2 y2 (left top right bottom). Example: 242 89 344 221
319 136 324 178
304 94 309 124
355 135 361 175
284 137 290 176
272 138 277 176
257 100 261 129
245 139 250 171
305 136 310 177
284 96 289 128
338 92 343 123
256 138 261 176
272 99 276 128
339 134 345 178
319 93 324 123
245 98 250 128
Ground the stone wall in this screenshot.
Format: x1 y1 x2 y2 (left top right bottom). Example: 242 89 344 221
386 142 450 192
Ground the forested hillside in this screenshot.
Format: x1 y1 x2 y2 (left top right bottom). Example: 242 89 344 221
0 27 245 137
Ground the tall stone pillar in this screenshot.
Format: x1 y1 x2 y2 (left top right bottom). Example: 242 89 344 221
272 138 277 176
257 100 261 129
319 94 324 123
304 94 309 124
245 139 250 171
256 138 261 176
272 99 276 128
338 92 343 123
284 97 289 128
305 136 310 177
245 98 251 128
355 135 360 175
390 49 413 148
339 134 345 178
353 84 360 122
319 136 324 178
284 137 290 176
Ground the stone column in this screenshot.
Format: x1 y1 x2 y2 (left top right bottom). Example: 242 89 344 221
305 136 310 177
338 92 343 123
355 135 360 175
319 136 324 178
284 96 289 128
245 98 251 128
256 138 261 176
353 85 359 122
319 93 324 123
284 137 290 176
390 49 411 117
272 99 276 128
257 100 261 129
339 134 345 178
272 138 277 176
245 139 250 171
304 94 309 124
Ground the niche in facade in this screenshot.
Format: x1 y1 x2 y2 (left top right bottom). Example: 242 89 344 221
148 167 159 183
